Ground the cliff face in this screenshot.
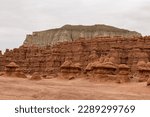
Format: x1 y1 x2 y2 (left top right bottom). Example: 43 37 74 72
23 24 141 46
1 36 150 75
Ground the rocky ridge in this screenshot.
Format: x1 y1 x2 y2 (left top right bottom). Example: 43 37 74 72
24 24 141 46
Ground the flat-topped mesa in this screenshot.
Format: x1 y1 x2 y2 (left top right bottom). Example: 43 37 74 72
23 24 141 47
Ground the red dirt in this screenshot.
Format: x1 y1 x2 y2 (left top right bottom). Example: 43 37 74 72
0 76 150 100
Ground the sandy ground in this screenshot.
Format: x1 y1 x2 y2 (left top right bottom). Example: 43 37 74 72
0 76 150 100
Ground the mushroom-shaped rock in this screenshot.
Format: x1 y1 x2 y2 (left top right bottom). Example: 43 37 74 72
118 64 129 69
30 72 42 80
118 64 130 75
137 61 146 67
137 61 147 70
6 62 19 68
69 63 82 73
5 62 19 73
137 61 150 82
92 61 117 75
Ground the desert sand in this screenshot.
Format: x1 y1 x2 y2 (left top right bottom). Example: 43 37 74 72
0 76 150 100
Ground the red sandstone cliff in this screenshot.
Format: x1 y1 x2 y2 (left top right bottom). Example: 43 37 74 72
1 36 150 76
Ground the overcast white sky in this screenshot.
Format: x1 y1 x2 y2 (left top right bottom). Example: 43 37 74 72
0 0 150 52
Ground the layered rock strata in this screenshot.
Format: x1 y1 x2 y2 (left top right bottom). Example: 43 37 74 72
24 25 141 47
1 36 150 80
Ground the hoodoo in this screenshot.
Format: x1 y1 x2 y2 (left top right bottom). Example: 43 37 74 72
1 24 150 100
4 62 27 78
0 24 149 83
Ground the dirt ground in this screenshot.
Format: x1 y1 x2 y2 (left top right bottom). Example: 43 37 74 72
0 76 150 100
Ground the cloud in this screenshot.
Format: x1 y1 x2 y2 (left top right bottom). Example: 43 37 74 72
0 0 150 52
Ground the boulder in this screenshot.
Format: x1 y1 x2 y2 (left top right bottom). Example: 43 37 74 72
30 72 42 80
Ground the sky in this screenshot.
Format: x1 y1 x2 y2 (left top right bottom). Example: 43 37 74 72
0 0 150 52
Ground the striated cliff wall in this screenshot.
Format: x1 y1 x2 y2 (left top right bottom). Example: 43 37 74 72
23 24 141 46
1 36 150 75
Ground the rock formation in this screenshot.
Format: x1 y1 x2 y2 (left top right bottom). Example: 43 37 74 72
137 61 150 82
24 24 141 47
1 36 150 78
147 78 150 86
117 64 130 83
30 72 42 80
60 57 82 79
85 55 118 82
5 62 19 72
4 62 27 78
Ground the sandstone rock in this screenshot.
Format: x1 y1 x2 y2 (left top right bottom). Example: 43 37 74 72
137 61 150 82
147 62 150 67
87 56 118 82
15 72 27 78
137 61 147 68
4 62 27 78
0 72 4 76
42 74 47 78
60 58 82 79
5 62 19 76
147 78 150 86
118 64 130 75
88 50 99 62
68 76 75 80
6 62 19 69
45 76 54 79
30 72 42 80
116 64 130 83
1 35 150 82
